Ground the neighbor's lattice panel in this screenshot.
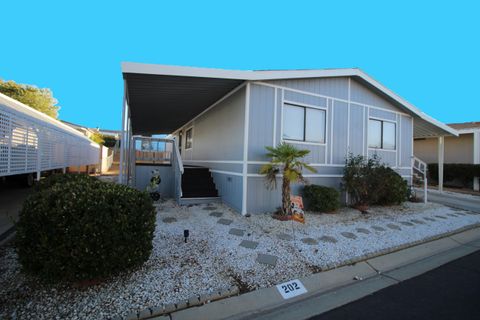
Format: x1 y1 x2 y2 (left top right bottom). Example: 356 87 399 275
0 103 99 177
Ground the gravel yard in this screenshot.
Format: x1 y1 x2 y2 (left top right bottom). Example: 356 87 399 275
1 200 479 319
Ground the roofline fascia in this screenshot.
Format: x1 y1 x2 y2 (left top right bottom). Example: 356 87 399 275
121 62 458 137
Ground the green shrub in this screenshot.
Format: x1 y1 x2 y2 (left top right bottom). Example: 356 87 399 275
16 174 155 282
34 173 96 191
342 154 408 206
303 185 340 212
428 163 480 187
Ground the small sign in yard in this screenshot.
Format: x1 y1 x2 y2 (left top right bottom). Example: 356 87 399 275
276 279 307 299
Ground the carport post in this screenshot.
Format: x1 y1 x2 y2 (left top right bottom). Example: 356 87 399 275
438 136 444 192
474 131 480 191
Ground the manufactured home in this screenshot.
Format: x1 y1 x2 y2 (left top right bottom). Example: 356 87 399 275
119 63 457 214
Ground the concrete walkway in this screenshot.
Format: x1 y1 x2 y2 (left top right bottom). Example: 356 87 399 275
159 227 480 320
426 189 480 213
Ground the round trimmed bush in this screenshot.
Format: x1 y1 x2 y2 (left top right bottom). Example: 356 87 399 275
16 174 155 281
303 184 340 213
370 166 409 205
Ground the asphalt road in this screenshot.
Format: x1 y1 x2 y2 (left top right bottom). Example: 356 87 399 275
309 250 480 320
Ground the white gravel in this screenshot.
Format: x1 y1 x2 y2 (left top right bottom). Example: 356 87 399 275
1 200 479 319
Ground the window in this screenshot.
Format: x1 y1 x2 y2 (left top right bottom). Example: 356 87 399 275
282 104 326 143
368 119 396 150
185 128 193 149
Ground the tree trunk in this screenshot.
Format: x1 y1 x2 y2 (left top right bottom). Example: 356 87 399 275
281 170 291 215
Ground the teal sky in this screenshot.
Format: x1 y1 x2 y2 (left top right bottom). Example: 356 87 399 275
1 0 478 130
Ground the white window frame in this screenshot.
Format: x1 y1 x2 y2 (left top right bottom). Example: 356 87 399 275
185 126 193 150
368 117 396 151
281 102 327 145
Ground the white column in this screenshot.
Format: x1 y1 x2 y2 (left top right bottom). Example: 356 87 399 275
438 136 444 192
119 86 127 184
474 131 480 191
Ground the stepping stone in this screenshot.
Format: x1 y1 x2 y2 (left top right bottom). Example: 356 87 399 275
447 213 458 217
229 228 245 237
411 219 425 225
203 206 217 211
277 233 293 241
455 212 466 216
341 232 357 239
217 218 233 225
424 217 436 222
400 221 414 226
301 237 318 245
209 211 223 217
435 215 448 220
239 240 259 249
466 211 479 215
319 235 337 243
371 226 386 232
356 228 371 234
387 224 401 231
162 217 177 223
256 253 278 267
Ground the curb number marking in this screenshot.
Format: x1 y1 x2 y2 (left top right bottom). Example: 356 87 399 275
276 279 307 299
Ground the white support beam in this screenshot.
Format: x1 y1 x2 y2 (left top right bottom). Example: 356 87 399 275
438 136 445 192
119 86 127 184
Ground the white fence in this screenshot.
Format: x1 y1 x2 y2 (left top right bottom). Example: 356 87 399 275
0 92 100 177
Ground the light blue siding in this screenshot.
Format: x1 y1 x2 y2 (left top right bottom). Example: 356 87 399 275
350 79 400 112
267 77 349 100
369 108 397 121
400 115 413 167
368 149 397 167
248 84 275 161
349 104 364 156
284 90 327 107
332 101 349 164
212 172 243 212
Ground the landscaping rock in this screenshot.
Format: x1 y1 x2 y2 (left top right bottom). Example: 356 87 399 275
256 253 278 267
162 217 177 223
203 206 217 211
340 232 357 239
411 219 426 224
187 295 201 307
209 211 223 217
319 235 338 243
386 224 401 231
301 237 318 245
229 228 245 237
239 240 259 249
356 228 371 234
277 233 293 241
217 218 233 225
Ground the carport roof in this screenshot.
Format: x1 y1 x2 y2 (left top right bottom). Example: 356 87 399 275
122 62 458 138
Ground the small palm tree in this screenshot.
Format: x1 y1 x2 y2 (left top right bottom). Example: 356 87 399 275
260 142 317 216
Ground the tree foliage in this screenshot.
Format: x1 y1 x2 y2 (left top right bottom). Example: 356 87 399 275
260 142 316 215
0 79 59 118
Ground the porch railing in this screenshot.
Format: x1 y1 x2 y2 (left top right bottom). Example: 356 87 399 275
172 138 184 201
413 156 428 203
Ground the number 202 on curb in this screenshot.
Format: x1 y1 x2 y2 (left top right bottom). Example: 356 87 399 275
276 279 308 299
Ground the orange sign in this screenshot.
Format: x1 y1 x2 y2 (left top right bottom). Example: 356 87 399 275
290 195 305 224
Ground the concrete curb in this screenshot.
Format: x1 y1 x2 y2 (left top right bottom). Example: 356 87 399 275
158 225 480 320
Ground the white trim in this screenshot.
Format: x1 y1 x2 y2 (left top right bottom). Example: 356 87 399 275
456 128 480 134
242 83 251 215
122 62 455 136
369 116 397 123
368 147 396 153
398 114 401 167
210 169 243 177
362 106 366 156
282 139 327 146
347 78 351 152
280 89 285 142
273 88 278 147
283 100 327 110
247 160 344 167
184 160 243 164
330 99 334 164
171 82 247 136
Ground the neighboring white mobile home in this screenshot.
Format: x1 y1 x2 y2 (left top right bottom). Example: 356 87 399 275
119 63 457 214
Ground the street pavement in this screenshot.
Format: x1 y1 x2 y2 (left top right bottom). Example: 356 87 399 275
309 250 480 320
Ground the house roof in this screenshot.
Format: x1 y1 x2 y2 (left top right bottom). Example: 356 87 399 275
122 62 458 138
448 121 480 133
